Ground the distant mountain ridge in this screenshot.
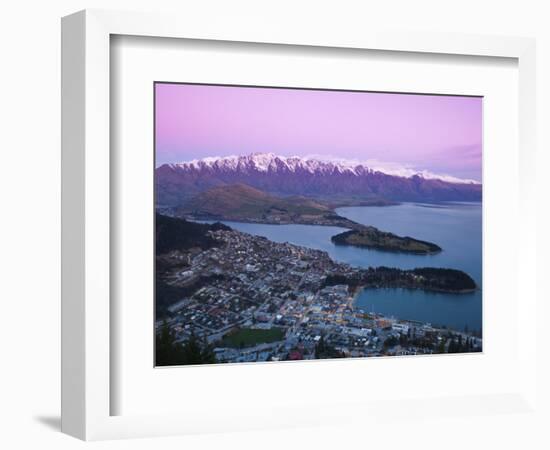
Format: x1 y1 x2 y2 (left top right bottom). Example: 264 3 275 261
156 153 482 207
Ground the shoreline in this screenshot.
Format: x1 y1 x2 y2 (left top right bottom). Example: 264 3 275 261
351 285 480 332
186 214 443 256
331 240 443 255
185 216 477 295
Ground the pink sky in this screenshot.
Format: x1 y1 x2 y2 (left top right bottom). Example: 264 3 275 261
155 83 482 182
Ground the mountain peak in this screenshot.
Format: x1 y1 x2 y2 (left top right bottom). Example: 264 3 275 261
166 153 479 185
169 152 367 176
157 153 482 207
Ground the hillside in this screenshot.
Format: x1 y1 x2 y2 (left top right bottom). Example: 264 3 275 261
173 184 445 254
178 183 329 218
156 153 482 207
324 266 476 293
155 213 230 254
174 183 361 229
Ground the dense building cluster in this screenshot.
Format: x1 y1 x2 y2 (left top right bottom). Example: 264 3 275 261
156 229 482 364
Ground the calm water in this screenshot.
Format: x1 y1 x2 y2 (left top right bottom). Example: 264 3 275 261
201 202 482 331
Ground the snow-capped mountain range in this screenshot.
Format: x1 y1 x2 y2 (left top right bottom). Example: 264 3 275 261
167 153 479 184
156 153 482 207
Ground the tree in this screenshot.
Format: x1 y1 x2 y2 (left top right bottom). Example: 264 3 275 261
182 333 216 364
314 335 326 359
198 339 217 364
155 322 217 366
384 335 398 348
182 333 204 364
314 335 344 359
155 321 185 366
448 338 460 353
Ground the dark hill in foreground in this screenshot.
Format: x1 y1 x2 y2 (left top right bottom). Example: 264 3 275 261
155 213 230 254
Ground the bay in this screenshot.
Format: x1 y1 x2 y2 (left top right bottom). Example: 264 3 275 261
199 202 482 332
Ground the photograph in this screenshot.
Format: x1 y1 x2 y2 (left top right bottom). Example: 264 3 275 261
154 82 483 366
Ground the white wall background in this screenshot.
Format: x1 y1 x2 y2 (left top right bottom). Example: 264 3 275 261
0 1 548 449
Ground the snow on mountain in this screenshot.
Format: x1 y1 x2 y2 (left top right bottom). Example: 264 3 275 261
168 152 479 184
157 152 482 207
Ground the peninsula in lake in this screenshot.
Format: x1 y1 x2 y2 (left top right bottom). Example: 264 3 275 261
155 213 479 366
167 182 443 255
331 228 442 254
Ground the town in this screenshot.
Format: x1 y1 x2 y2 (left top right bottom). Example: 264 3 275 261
155 226 482 365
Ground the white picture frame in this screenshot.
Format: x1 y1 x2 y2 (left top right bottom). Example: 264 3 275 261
61 9 537 441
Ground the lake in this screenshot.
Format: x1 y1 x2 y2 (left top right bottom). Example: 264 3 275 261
201 202 482 332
